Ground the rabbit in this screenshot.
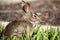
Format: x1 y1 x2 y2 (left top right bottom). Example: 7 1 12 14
3 1 40 37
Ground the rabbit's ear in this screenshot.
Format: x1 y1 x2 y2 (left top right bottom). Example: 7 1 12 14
20 0 25 8
20 1 30 13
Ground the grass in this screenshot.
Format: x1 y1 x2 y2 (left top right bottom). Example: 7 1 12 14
0 24 60 40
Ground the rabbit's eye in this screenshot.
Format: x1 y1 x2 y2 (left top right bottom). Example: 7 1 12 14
34 15 36 17
33 14 37 18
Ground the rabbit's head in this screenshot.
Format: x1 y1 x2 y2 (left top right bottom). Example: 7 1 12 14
20 1 40 25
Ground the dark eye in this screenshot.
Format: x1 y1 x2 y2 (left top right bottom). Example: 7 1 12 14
34 15 36 17
33 14 37 18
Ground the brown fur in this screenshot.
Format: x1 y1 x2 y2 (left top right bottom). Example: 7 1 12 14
3 1 39 37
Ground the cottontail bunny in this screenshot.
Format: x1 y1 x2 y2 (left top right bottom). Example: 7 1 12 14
3 1 40 37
